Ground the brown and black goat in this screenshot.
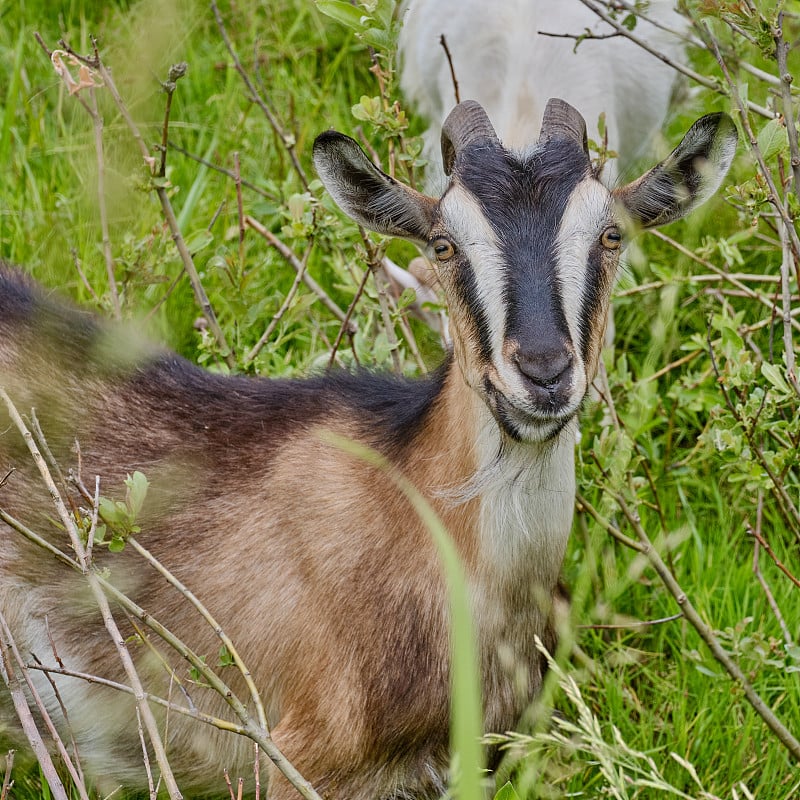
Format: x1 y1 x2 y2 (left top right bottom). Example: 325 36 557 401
0 99 736 799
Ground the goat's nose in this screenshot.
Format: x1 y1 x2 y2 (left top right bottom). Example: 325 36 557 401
514 348 573 397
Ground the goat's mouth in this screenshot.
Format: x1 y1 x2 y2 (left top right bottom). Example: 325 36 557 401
483 378 580 442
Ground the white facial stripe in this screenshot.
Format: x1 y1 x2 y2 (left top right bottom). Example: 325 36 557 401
440 185 507 363
555 176 613 356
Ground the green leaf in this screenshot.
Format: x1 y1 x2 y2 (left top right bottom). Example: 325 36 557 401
761 362 792 396
98 496 126 525
315 0 366 32
396 287 417 311
494 782 521 800
183 229 214 255
218 644 234 667
126 471 150 518
756 117 789 161
351 95 382 123
108 536 127 553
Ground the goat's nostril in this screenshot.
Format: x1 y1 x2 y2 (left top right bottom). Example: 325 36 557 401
514 350 573 391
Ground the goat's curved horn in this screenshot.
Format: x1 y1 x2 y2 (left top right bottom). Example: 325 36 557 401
441 100 500 175
540 98 588 153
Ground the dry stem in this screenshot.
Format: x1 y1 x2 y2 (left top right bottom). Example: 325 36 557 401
1 751 14 800
244 214 352 330
611 490 800 761
578 0 773 118
0 611 70 800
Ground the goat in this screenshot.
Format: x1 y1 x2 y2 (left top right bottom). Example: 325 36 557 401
0 98 735 799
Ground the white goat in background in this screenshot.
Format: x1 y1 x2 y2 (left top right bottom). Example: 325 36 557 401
399 0 686 188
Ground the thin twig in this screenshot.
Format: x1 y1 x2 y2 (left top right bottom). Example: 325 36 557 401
747 523 800 591
127 536 269 733
34 35 122 320
362 233 401 373
234 152 246 268
159 63 187 179
79 39 235 368
578 0 773 118
706 329 800 541
1 750 13 800
578 613 683 630
611 490 800 762
1 626 92 800
327 265 372 370
88 85 121 320
0 389 184 799
701 21 800 266
36 630 87 785
650 229 800 334
778 210 799 396
575 492 645 553
775 12 800 200
26 662 253 734
244 243 311 366
167 139 279 201
750 495 793 646
0 610 70 800
439 34 460 105
70 249 101 305
136 706 157 800
244 214 352 328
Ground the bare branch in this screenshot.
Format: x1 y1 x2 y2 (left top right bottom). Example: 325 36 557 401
610 492 800 762
0 610 71 800
438 34 460 105
1 750 14 800
328 264 371 370
577 0 773 118
244 214 352 329
775 12 800 200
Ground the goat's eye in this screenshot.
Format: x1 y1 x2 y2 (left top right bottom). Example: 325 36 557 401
431 237 455 261
601 226 622 250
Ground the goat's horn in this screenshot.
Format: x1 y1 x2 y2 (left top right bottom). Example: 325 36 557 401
441 100 500 175
540 98 588 152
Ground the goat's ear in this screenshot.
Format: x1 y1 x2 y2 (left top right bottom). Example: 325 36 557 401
313 131 435 243
613 113 738 229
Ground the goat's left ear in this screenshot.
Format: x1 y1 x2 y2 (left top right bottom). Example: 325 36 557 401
613 112 738 229
313 130 436 243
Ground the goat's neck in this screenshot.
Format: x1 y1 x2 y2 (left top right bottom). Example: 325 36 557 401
407 362 576 591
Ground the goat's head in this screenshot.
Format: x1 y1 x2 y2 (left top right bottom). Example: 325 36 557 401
314 99 736 443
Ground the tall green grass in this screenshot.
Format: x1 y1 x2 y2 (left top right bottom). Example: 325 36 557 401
1 0 798 798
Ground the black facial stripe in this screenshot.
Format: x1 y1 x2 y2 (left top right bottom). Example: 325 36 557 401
578 241 611 367
456 138 590 351
454 257 494 365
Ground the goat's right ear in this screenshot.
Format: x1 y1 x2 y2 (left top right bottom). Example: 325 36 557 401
613 112 738 230
313 131 435 243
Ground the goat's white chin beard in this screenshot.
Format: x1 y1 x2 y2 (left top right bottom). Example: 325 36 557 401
486 387 581 444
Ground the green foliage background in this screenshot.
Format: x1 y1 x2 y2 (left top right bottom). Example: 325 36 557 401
0 0 798 797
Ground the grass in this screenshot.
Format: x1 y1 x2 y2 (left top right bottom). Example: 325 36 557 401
1 0 799 798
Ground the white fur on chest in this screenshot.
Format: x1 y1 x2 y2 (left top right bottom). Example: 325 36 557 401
474 421 576 586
